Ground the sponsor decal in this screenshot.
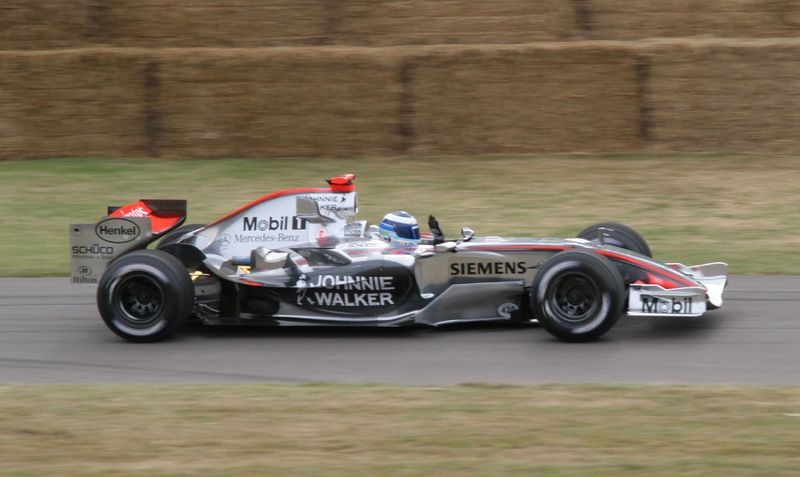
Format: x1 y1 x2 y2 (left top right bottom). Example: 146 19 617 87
95 218 140 244
234 233 302 244
72 265 96 284
497 303 519 318
71 244 115 256
343 223 363 238
641 296 694 314
218 233 232 249
304 194 346 204
297 274 396 307
450 261 528 275
347 241 380 248
286 262 413 314
122 206 150 217
301 194 354 213
243 216 307 232
218 230 303 248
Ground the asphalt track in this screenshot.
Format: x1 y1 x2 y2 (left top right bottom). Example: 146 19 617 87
0 276 798 385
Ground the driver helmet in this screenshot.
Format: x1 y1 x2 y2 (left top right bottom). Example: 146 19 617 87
379 211 420 246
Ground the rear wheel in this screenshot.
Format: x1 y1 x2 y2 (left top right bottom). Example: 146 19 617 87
577 222 652 257
532 250 625 342
97 250 193 342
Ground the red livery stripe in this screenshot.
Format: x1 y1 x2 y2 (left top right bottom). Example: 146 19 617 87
206 187 331 227
464 245 698 289
465 245 570 252
595 250 698 288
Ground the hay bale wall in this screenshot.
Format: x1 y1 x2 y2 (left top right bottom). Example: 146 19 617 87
6 1 800 50
0 1 93 50
643 39 800 152
4 2 800 157
0 49 150 158
335 0 576 45
587 1 800 40
156 47 405 157
98 0 331 47
5 41 800 158
410 44 641 154
0 44 643 159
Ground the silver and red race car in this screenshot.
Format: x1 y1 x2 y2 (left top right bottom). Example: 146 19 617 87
70 174 728 343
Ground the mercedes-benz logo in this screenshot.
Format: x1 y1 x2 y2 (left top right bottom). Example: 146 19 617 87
219 233 231 249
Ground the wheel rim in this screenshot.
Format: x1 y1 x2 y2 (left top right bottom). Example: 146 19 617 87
113 273 164 328
546 272 600 324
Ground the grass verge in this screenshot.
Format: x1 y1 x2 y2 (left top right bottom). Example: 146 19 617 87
1 384 799 476
1 154 799 275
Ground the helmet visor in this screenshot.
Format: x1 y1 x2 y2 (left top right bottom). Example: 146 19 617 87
394 223 420 241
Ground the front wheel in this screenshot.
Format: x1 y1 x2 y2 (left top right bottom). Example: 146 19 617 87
97 250 194 342
531 250 625 342
577 222 652 257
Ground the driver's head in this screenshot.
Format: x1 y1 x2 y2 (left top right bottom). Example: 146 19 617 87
379 211 420 246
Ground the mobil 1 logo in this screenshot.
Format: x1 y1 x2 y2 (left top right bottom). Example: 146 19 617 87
243 216 307 232
641 296 694 315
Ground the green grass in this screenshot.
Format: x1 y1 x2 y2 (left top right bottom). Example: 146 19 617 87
2 154 800 275
1 384 799 476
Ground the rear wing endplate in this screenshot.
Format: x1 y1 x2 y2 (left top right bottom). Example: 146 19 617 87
69 199 186 284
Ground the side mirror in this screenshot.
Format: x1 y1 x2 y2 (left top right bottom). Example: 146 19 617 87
296 197 334 224
461 227 475 241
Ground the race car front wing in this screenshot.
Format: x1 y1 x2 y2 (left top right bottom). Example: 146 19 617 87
627 262 728 317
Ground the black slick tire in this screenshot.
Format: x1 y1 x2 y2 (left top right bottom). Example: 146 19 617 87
531 250 625 342
97 249 193 342
577 222 652 257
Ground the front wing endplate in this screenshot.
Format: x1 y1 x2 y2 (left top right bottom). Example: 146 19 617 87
627 284 707 317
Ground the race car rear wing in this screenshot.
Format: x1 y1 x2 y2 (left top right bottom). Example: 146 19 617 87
69 200 186 284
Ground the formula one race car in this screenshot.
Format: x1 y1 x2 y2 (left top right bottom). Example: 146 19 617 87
70 174 728 343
